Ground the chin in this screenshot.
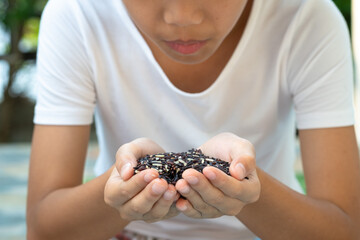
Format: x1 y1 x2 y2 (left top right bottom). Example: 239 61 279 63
166 51 215 65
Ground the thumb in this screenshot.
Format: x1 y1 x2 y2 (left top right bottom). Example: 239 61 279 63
119 162 135 181
115 138 165 181
230 155 256 181
106 166 122 185
230 161 247 180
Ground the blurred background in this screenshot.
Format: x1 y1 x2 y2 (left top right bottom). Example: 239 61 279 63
0 0 357 239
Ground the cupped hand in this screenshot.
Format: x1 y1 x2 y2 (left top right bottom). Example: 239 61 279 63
175 132 260 218
104 138 180 223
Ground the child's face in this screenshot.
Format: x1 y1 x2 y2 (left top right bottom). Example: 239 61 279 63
122 0 249 64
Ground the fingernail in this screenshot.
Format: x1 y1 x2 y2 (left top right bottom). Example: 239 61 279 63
163 190 175 200
236 163 246 179
152 182 167 195
120 163 131 178
179 185 190 194
206 171 216 180
177 204 187 211
144 172 156 183
186 176 198 185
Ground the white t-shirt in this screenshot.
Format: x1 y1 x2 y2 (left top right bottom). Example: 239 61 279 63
34 0 355 239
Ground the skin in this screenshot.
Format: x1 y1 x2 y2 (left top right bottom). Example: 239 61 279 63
27 0 360 239
122 0 249 64
105 139 180 223
122 0 252 93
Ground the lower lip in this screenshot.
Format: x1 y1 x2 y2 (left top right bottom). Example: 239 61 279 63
165 40 207 55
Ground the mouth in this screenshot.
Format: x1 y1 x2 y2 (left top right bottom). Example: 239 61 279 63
164 40 208 55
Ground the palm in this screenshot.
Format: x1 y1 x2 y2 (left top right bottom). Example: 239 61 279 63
199 132 253 164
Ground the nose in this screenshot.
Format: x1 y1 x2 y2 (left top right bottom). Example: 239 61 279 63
163 0 204 27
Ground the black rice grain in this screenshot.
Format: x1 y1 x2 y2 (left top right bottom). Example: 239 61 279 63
133 149 233 184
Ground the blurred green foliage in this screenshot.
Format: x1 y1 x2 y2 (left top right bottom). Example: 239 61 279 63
0 0 47 142
20 17 40 51
0 0 46 52
296 173 306 192
0 0 46 25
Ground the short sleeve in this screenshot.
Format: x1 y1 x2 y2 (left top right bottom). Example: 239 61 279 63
287 0 355 129
34 0 96 125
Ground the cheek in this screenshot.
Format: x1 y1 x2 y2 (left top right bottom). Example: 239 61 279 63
133 19 157 38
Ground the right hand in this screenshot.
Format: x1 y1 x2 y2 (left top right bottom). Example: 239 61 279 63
104 138 180 223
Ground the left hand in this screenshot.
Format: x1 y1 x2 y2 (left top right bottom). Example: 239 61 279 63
175 132 260 218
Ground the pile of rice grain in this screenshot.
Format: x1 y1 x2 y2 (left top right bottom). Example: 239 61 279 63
133 149 230 184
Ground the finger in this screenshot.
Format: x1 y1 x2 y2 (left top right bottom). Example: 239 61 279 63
143 185 178 222
166 203 180 218
105 169 159 208
147 203 180 222
175 178 221 218
181 169 240 215
176 198 202 219
204 166 260 204
121 178 168 218
229 153 256 180
199 133 254 161
228 139 256 180
116 138 165 180
198 132 255 180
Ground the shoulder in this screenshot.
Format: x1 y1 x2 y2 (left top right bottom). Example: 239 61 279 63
299 0 345 17
257 0 348 31
250 0 348 49
41 0 83 31
277 0 346 20
291 0 349 34
42 0 119 25
42 0 80 17
285 0 351 62
277 0 351 64
40 0 128 42
43 0 101 13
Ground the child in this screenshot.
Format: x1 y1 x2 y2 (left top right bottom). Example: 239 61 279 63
27 0 360 239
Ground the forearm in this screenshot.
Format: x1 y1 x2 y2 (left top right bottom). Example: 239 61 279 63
237 168 359 240
27 167 129 240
